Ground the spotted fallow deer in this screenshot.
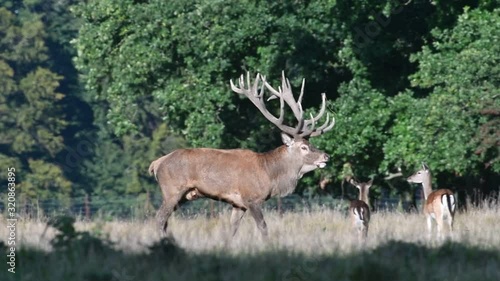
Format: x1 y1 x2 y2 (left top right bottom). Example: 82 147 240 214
348 178 373 241
149 72 335 237
407 163 456 239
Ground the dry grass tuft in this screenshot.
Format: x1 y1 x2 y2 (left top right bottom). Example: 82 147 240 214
2 203 500 281
5 203 500 254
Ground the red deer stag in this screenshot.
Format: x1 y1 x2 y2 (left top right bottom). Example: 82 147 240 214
348 178 373 241
407 163 456 239
149 72 335 237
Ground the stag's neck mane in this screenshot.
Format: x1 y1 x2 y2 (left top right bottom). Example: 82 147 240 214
259 145 302 197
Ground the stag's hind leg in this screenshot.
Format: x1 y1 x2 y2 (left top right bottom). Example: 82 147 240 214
156 193 183 237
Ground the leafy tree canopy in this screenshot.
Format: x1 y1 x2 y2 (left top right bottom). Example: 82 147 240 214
73 0 350 147
0 3 72 201
383 8 499 176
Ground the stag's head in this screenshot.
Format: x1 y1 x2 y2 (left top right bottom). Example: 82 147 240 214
230 72 334 174
280 133 330 175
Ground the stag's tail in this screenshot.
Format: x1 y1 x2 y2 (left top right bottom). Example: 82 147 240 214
148 160 158 181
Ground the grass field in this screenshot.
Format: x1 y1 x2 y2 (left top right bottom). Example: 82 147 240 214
2 202 500 281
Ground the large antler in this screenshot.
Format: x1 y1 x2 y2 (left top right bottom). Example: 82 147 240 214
230 72 335 138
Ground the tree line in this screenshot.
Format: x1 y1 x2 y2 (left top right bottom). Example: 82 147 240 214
0 0 498 212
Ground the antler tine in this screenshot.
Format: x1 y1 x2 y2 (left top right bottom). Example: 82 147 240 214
263 73 304 122
300 93 336 137
292 79 306 135
304 93 327 126
274 78 286 124
310 113 335 137
282 72 304 123
231 71 335 138
264 72 305 135
308 112 316 132
256 74 285 122
298 78 305 105
230 72 296 136
309 113 336 137
230 75 242 94
257 75 265 98
248 72 255 95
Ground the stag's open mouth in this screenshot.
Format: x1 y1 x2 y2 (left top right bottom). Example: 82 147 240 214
316 162 327 169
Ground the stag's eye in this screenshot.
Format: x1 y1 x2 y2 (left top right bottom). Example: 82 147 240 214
300 145 308 151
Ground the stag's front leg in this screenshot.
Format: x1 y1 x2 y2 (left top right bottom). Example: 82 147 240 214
230 207 246 237
248 203 268 237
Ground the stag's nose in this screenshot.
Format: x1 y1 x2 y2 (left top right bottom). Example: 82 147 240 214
323 153 330 161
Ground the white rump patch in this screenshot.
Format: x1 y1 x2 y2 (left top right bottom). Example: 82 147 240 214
353 208 365 222
449 195 456 212
441 194 456 214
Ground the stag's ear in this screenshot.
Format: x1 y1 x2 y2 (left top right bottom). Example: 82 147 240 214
281 133 294 147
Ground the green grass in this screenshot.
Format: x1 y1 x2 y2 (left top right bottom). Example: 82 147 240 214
2 203 500 281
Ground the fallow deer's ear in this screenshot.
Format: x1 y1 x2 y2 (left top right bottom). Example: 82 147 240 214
422 162 429 171
349 178 360 188
367 179 374 188
281 133 294 147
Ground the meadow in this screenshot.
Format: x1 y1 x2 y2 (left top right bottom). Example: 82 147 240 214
2 201 500 281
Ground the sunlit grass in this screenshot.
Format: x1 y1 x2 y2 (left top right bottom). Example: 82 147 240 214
2 202 499 281
6 202 500 254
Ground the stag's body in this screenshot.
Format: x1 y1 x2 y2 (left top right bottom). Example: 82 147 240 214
151 72 334 237
150 145 318 207
407 164 456 240
348 179 373 241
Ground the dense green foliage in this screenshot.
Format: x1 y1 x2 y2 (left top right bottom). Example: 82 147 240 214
0 0 498 213
0 1 75 204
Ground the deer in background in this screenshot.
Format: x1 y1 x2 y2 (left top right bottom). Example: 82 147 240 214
348 178 373 241
149 72 335 238
407 163 456 239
